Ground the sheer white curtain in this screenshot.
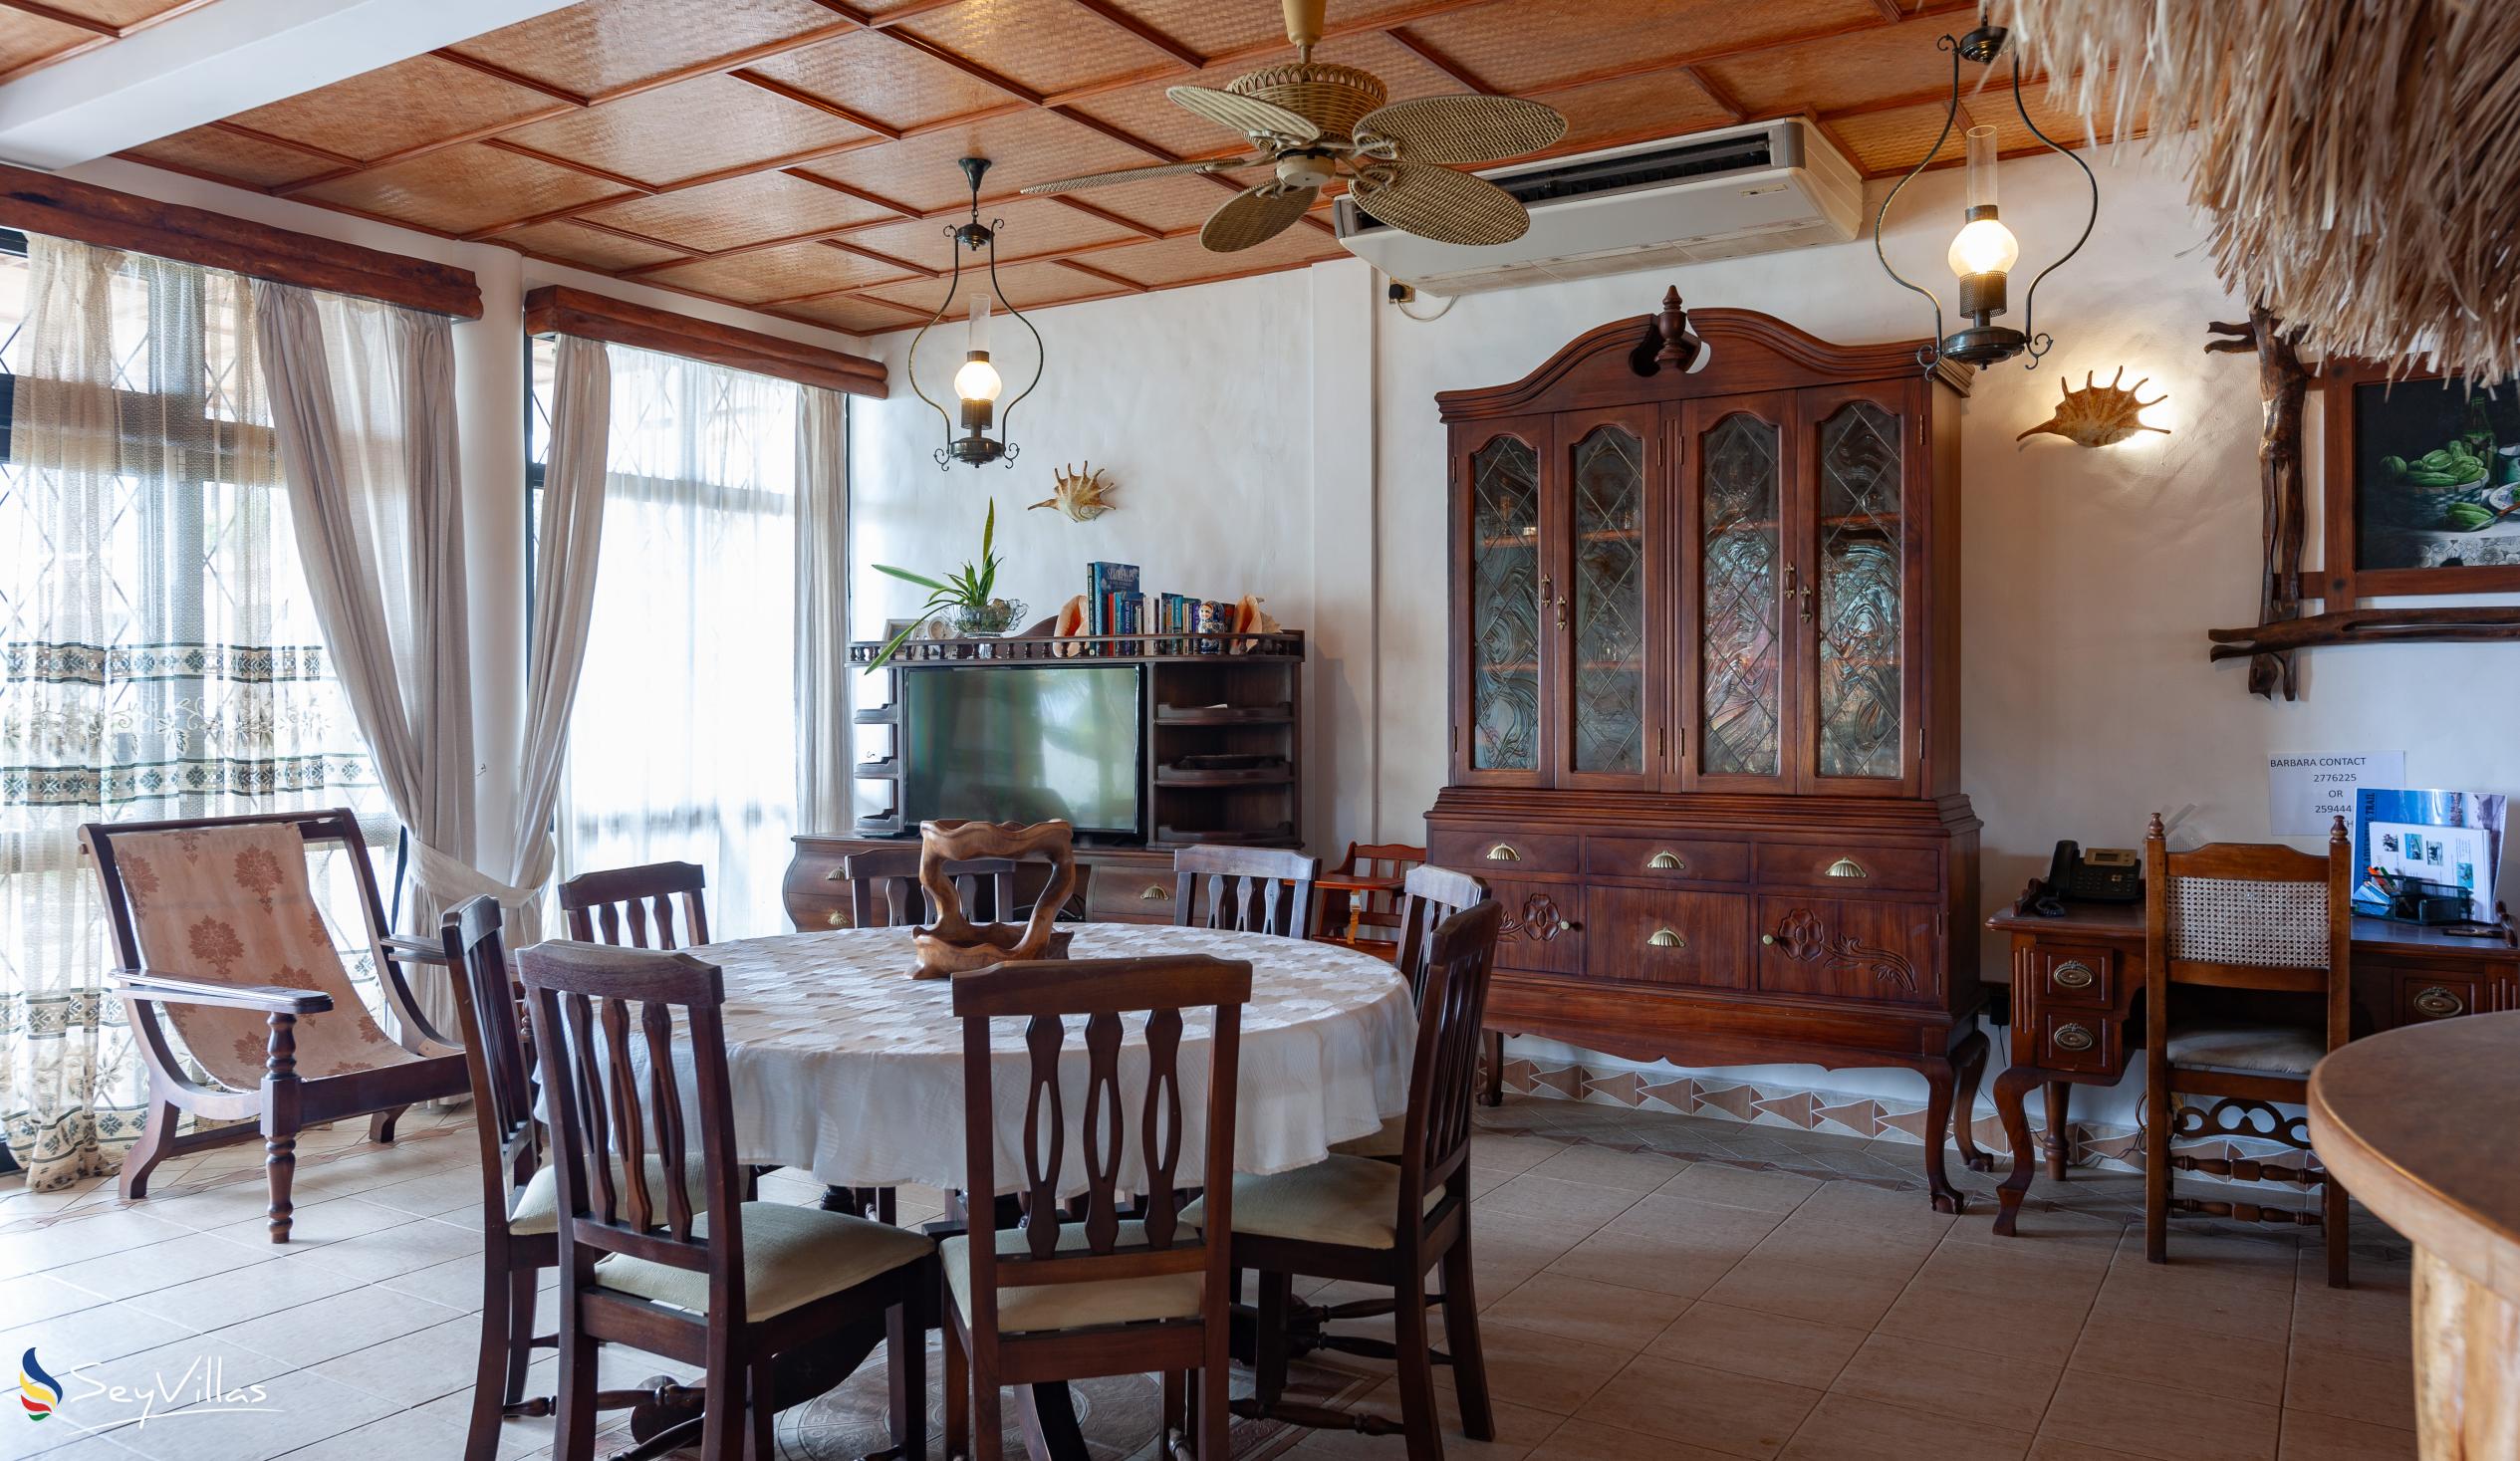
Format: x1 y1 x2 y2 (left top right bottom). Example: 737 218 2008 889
560 345 800 938
0 237 384 1189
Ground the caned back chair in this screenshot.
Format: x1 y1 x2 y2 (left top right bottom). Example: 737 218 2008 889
1336 863 1489 1159
1316 842 1429 954
519 940 933 1461
2142 813 2356 1288
1192 900 1504 1458
1171 845 1319 939
841 847 1018 927
943 955 1253 1461
558 860 710 948
81 809 466 1241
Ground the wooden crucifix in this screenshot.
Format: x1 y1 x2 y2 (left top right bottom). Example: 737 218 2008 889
2203 305 2315 699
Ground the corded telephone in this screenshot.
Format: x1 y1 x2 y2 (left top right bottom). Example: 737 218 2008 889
2032 841 2142 915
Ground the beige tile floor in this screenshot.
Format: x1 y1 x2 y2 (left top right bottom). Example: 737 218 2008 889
0 1096 2419 1461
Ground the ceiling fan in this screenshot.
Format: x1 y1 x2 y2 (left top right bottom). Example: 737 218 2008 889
1019 0 1567 252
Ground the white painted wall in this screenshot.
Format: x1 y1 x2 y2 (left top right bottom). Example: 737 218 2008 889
851 142 2520 1123
63 156 873 888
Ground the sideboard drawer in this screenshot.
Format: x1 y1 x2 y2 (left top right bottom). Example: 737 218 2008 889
1586 885 1750 989
2391 971 2484 1026
2033 1010 2115 1074
1585 836 1751 883
1754 842 1940 893
1487 878 1587 975
1086 868 1179 923
2033 946 2115 1009
1430 829 1581 876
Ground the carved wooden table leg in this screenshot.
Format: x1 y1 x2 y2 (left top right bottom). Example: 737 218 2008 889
1952 1028 1992 1173
1992 1064 2047 1237
2043 1081 2074 1179
1920 1051 1964 1215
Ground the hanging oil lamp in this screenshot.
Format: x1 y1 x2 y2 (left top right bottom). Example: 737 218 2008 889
906 156 1044 468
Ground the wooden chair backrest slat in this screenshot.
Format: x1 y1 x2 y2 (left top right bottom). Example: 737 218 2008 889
519 940 741 1277
1172 845 1318 939
951 955 1251 1335
559 861 710 950
1399 901 1504 1211
1332 841 1429 939
842 848 1017 928
1393 862 1488 998
442 896 540 1223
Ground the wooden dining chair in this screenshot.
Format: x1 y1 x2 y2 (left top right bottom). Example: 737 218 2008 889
1171 845 1319 939
1333 864 1490 1160
942 954 1253 1461
1189 900 1503 1460
520 939 935 1461
441 896 702 1461
842 847 1018 927
558 860 710 948
82 809 468 1242
1316 842 1429 955
2143 813 2357 1288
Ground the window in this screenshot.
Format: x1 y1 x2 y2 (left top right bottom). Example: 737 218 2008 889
529 337 804 937
0 234 387 1187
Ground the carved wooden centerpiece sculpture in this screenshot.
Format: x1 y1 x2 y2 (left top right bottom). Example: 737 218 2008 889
909 819 1077 979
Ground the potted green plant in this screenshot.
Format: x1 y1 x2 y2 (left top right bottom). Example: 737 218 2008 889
865 498 1025 670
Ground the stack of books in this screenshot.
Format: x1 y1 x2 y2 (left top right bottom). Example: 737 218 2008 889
1086 562 1241 655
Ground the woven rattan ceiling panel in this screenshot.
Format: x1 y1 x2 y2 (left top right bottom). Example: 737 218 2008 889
229 55 566 163
145 0 2115 338
858 257 1122 318
500 73 874 188
0 12 97 81
574 171 900 255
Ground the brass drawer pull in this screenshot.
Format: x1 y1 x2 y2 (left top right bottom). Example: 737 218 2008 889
825 910 850 928
1645 851 1687 871
1486 845 1521 862
1647 927 1685 949
824 867 848 880
1139 884 1169 901
2052 1023 2096 1053
1825 856 1868 878
2412 986 2464 1019
2052 961 2096 990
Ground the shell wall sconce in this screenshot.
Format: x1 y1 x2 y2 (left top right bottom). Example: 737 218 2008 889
1032 462 1117 521
2017 366 2169 447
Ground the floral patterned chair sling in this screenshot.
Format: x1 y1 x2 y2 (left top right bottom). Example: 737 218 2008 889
82 809 469 1241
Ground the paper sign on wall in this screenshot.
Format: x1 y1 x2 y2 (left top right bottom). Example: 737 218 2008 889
2268 752 2404 838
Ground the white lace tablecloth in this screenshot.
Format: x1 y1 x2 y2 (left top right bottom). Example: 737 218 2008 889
683 924 1415 1194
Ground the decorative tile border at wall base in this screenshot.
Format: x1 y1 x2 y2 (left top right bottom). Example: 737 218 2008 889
1500 1052 2325 1194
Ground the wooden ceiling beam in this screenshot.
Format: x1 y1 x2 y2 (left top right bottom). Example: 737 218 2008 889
1048 192 1165 240
269 100 581 195
728 67 902 139
779 167 925 217
206 118 362 167
863 0 966 29
1680 66 1744 124
0 0 117 37
1384 28 1490 95
428 45 590 106
1062 0 1203 71
1054 256 1147 293
822 237 938 279
473 135 659 193
873 27 1045 107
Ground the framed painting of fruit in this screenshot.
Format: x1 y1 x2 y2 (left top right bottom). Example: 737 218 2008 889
2319 363 2520 600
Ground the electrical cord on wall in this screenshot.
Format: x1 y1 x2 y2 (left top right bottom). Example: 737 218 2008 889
1386 277 1455 323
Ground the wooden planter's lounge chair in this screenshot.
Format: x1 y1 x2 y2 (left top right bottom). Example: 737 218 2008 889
83 808 470 1241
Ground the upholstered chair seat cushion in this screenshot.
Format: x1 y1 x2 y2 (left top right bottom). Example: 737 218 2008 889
593 1202 930 1320
940 1220 1206 1334
508 1154 711 1236
1327 1116 1405 1159
1181 1153 1439 1250
2165 1021 2327 1077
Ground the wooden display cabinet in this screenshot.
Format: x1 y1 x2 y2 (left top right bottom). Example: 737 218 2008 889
1428 300 1990 1211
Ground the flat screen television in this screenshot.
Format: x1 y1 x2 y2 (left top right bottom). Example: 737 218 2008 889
898 663 1143 837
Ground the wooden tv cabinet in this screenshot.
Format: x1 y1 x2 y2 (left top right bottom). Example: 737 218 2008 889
1427 296 1990 1212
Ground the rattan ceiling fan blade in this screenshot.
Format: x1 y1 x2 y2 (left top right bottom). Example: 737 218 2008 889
1348 161 1530 246
1354 95 1567 165
1168 85 1322 144
1199 181 1320 252
1019 157 1253 195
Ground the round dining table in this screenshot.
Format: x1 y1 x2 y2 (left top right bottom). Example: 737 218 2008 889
668 920 1420 1461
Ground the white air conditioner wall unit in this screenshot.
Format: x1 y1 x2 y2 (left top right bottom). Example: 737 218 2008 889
1333 118 1863 297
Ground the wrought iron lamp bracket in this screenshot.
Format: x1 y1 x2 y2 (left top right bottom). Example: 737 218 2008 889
907 156 1046 470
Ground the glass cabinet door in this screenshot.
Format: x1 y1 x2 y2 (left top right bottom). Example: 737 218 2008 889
1806 388 1910 786
1686 393 1797 791
1461 426 1547 779
1559 409 1660 786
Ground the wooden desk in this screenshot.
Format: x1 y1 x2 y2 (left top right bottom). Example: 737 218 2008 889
1985 895 2518 1236
2311 1013 2520 1458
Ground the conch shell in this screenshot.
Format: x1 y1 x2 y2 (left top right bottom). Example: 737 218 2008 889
2016 367 2168 447
1032 462 1117 521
